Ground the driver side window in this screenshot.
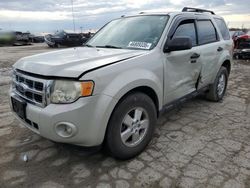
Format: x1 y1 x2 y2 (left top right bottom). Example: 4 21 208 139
172 20 197 46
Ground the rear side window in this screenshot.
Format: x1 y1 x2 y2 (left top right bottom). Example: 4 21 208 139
215 18 230 40
197 20 217 45
172 21 197 46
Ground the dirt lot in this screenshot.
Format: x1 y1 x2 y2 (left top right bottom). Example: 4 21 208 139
0 44 250 188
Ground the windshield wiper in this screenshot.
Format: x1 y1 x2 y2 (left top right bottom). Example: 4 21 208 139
96 45 122 49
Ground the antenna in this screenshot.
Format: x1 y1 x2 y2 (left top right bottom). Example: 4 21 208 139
242 23 244 30
71 0 76 32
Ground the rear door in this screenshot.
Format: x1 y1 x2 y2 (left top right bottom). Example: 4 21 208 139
164 19 202 103
195 19 223 87
214 18 233 56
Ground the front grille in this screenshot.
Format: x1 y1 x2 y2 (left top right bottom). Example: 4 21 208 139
12 70 48 107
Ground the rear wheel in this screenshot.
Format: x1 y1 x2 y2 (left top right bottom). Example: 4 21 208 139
105 92 157 160
206 66 228 102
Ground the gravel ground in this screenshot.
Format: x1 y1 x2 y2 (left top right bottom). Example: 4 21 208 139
0 44 250 188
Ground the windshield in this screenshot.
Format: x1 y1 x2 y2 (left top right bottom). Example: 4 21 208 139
87 15 169 50
54 30 66 37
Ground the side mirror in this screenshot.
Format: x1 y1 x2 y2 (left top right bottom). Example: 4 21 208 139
164 37 192 53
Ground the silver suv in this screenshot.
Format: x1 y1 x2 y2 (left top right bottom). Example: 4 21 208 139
10 7 233 159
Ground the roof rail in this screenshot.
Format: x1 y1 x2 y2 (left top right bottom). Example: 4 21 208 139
182 7 215 15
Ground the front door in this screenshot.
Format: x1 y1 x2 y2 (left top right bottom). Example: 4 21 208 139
163 19 202 104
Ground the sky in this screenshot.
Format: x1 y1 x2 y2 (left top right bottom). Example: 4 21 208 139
0 0 250 34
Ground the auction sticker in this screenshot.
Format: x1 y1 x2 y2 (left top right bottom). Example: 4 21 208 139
127 41 152 49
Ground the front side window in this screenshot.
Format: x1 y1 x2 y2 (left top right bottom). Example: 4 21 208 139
87 15 169 50
197 20 218 45
172 20 197 46
215 18 230 40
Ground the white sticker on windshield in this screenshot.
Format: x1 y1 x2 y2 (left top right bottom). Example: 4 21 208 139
127 41 152 49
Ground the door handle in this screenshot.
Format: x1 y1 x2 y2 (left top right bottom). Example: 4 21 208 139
217 47 223 52
190 53 200 59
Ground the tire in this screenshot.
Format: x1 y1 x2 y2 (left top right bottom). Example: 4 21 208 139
105 92 157 160
206 66 228 102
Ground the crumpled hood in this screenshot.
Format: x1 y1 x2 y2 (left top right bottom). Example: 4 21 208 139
13 47 146 78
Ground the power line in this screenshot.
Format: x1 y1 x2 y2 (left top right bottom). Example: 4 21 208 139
71 0 76 32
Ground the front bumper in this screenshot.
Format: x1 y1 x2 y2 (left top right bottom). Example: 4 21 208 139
10 92 116 146
241 52 250 59
44 36 55 46
234 49 250 59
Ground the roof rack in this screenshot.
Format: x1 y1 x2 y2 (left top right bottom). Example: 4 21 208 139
182 7 215 15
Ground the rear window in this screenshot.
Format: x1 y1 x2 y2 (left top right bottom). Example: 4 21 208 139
215 18 230 40
197 20 218 45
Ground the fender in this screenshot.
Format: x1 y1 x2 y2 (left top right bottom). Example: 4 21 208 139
83 68 163 145
102 68 163 111
210 51 232 83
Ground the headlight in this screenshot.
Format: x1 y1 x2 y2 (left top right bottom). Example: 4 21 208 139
50 80 94 104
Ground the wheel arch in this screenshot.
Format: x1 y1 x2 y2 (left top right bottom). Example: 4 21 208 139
103 85 160 146
221 60 231 75
114 86 160 117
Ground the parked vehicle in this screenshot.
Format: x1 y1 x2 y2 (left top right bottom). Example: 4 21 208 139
44 30 87 47
230 30 245 40
29 34 45 43
233 31 250 59
0 31 31 46
10 7 233 159
13 32 31 46
0 31 15 46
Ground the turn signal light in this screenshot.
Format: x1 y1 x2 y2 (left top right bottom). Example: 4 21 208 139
81 81 94 96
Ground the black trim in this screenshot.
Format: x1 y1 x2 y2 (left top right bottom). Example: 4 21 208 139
77 55 141 79
159 86 209 115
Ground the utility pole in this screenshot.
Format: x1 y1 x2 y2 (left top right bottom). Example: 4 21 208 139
80 26 83 34
71 0 76 32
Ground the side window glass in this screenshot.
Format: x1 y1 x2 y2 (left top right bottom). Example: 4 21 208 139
172 21 197 46
215 18 230 40
197 20 217 45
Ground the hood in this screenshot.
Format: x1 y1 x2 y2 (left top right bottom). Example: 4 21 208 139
14 47 146 78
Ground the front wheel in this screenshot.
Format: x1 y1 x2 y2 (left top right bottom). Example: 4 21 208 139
105 92 157 160
206 66 228 102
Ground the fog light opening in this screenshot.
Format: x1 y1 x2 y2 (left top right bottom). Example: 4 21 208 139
55 122 77 138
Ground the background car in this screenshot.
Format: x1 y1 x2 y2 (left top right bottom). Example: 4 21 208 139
0 31 16 46
230 30 245 40
233 31 250 59
44 30 88 48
